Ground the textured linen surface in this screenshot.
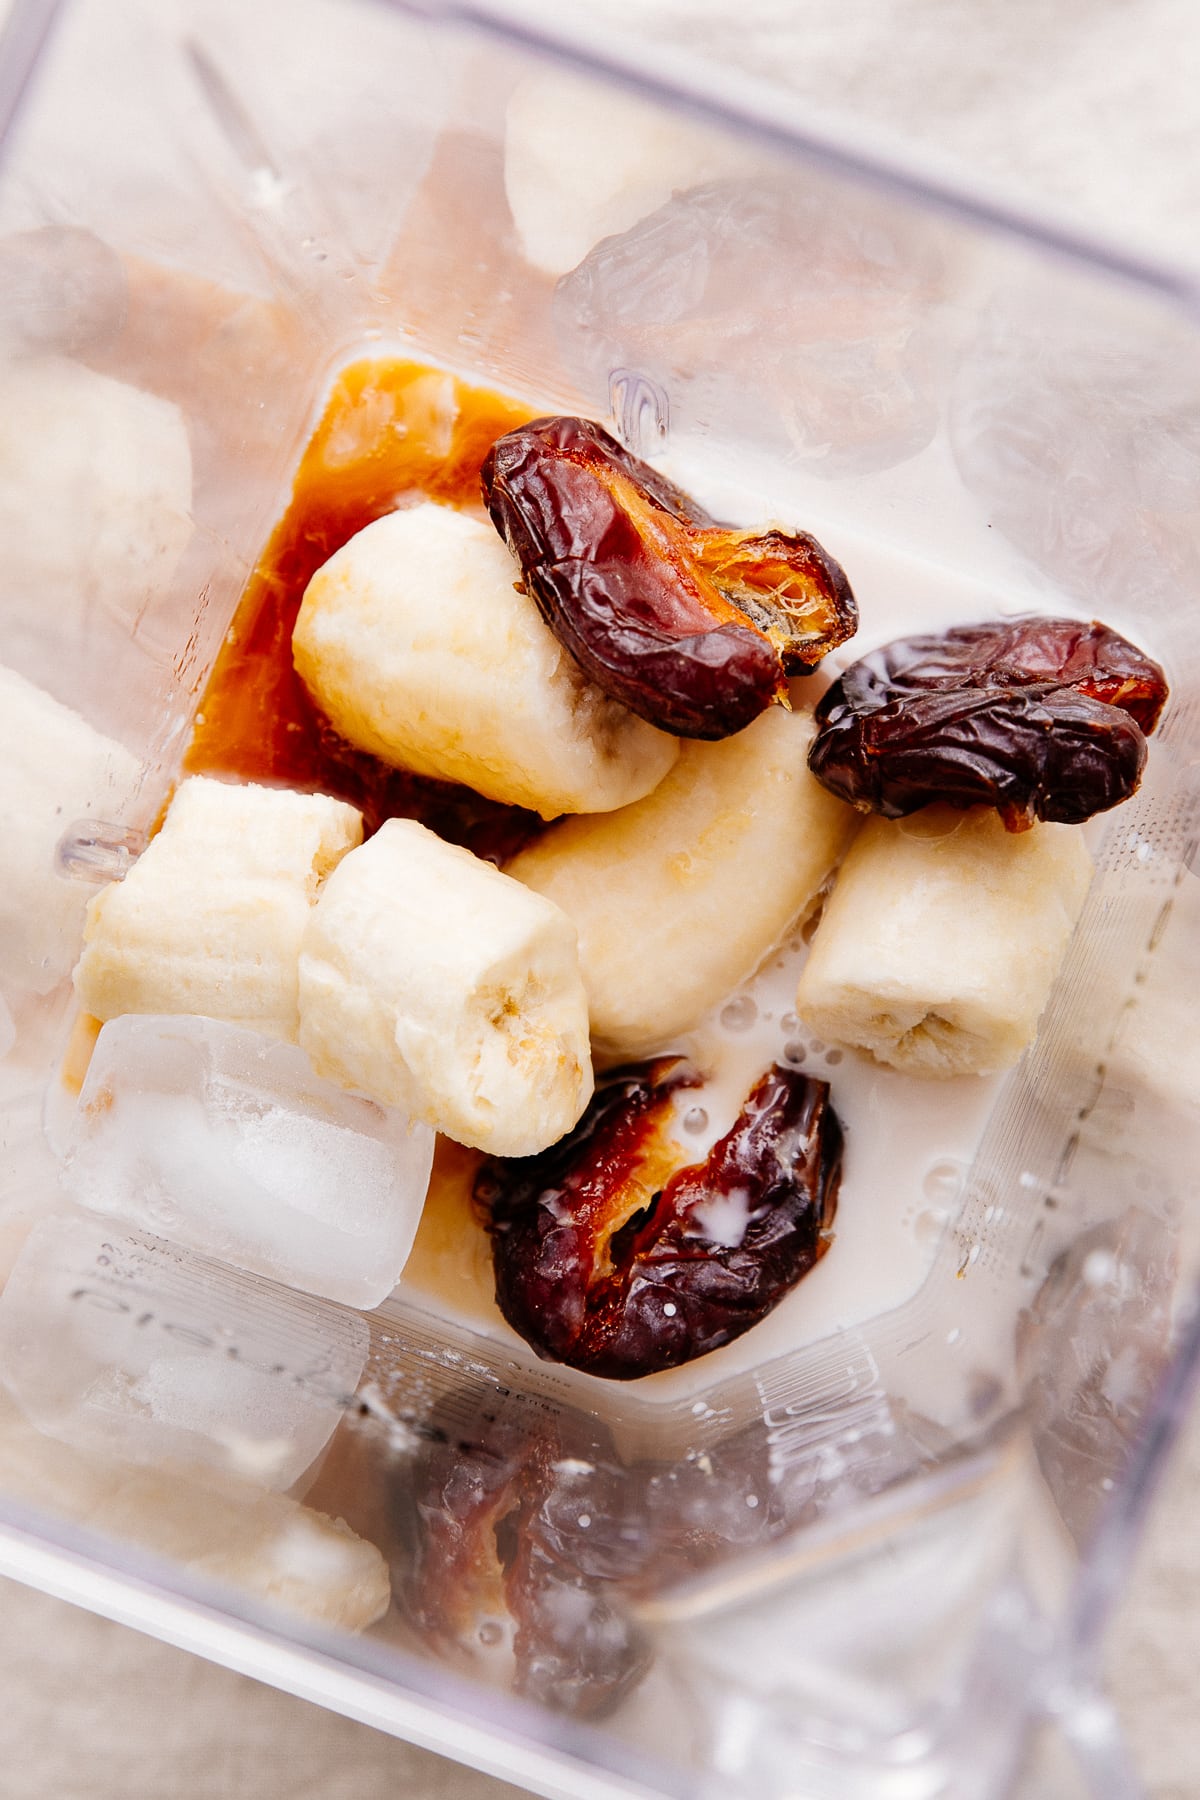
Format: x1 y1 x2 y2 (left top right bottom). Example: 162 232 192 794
0 1576 532 1800
1 1 1198 1797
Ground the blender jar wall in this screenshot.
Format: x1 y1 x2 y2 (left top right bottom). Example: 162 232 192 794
0 1 1196 1797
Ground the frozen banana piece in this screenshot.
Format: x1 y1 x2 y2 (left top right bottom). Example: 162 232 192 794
795 806 1094 1077
506 704 859 1060
298 818 593 1156
292 501 678 819
0 664 141 994
74 777 362 1038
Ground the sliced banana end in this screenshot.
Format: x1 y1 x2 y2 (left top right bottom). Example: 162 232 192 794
795 807 1094 1079
298 817 594 1157
73 776 363 1039
797 988 1035 1078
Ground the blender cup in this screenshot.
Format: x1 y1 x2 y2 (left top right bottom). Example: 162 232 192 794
0 2 1197 1796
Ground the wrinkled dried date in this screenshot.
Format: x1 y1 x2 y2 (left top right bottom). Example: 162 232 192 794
402 1407 651 1717
478 1059 842 1380
808 616 1168 830
481 416 857 740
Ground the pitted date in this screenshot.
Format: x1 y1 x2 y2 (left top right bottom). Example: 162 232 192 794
480 416 857 740
478 1058 842 1380
808 616 1168 830
403 1408 651 1717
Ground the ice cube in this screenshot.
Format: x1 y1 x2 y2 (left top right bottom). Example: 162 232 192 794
0 664 141 995
0 1211 368 1491
555 177 943 478
60 1014 436 1308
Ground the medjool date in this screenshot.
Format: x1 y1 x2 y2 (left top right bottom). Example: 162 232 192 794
481 416 856 740
808 616 1168 831
478 1058 842 1380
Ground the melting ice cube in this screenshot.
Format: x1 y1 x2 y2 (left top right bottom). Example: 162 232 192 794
60 1014 436 1308
0 1210 368 1491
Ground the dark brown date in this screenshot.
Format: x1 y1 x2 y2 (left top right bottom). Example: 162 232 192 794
403 1407 651 1717
808 616 1168 831
478 1059 842 1381
480 416 857 740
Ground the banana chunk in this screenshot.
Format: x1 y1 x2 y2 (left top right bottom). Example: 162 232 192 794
795 806 1094 1077
74 777 362 1038
292 501 678 819
0 664 141 994
298 819 593 1156
0 354 192 670
506 703 859 1060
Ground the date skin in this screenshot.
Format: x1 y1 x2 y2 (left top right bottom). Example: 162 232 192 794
478 1059 842 1381
481 416 857 740
809 616 1168 831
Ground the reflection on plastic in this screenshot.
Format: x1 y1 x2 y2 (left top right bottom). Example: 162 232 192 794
0 1388 390 1631
0 228 128 355
390 1361 951 1719
950 290 1200 629
1017 1207 1176 1545
0 1211 368 1491
557 178 943 478
55 819 146 884
0 664 142 996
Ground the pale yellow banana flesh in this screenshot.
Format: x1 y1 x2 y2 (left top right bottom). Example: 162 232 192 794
74 777 363 1039
298 817 593 1156
292 501 679 819
795 805 1094 1077
506 702 860 1061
